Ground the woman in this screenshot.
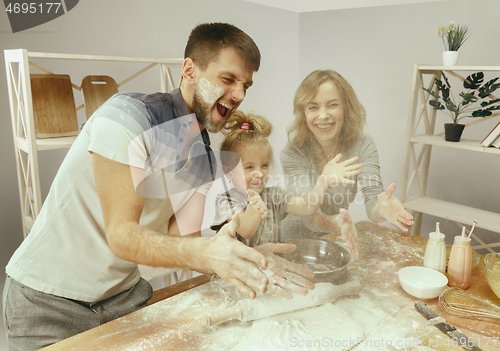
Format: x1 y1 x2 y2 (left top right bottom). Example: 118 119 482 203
280 70 413 257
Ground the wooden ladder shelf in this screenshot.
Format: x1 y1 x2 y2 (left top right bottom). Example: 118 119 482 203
400 64 500 253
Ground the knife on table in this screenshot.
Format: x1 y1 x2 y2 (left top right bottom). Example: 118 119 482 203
414 301 482 351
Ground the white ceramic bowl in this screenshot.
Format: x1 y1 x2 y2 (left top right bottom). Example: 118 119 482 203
398 266 448 299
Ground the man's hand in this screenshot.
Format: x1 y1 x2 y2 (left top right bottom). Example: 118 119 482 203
334 208 359 259
254 243 315 299
376 183 413 232
247 189 268 219
204 218 269 299
203 221 315 300
320 154 363 187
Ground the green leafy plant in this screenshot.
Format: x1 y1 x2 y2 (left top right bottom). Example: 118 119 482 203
423 71 500 125
438 22 470 51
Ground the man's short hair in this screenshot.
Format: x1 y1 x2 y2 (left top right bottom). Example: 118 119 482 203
184 22 260 72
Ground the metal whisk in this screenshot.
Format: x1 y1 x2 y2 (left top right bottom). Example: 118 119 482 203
439 287 500 321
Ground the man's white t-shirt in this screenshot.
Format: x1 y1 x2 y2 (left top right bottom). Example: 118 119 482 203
6 90 213 302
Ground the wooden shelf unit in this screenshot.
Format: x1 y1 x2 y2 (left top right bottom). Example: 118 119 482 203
5 49 190 285
400 64 500 253
410 134 500 155
5 48 183 237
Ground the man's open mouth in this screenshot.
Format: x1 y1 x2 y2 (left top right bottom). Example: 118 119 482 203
217 102 232 118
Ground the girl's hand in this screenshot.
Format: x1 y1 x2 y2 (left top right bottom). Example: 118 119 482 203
321 154 363 188
376 183 413 232
334 209 359 258
247 189 268 219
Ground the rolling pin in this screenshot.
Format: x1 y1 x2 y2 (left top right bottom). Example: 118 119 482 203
207 279 361 326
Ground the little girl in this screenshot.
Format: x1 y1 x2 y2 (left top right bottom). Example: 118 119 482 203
211 111 363 247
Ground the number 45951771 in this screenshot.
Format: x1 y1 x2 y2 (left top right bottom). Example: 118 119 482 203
5 2 62 14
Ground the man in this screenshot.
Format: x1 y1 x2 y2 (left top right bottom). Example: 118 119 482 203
3 23 313 350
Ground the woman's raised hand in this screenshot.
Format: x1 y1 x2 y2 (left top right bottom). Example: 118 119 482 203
376 183 413 231
321 154 363 188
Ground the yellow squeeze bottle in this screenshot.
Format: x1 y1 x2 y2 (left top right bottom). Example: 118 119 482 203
423 222 446 274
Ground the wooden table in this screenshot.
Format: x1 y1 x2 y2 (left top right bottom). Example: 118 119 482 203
42 221 500 350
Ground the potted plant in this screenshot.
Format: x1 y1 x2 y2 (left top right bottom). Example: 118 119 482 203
438 22 470 66
423 71 500 142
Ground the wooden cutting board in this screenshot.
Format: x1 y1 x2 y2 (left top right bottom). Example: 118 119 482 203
30 74 79 138
81 75 118 119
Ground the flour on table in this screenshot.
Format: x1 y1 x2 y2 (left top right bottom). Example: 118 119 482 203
207 302 363 351
237 281 359 322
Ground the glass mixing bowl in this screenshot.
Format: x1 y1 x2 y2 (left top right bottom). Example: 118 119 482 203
279 239 352 284
483 253 500 300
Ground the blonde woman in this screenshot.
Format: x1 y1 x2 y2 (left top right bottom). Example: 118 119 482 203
281 70 413 255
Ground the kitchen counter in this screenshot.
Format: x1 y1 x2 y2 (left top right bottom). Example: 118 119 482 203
41 221 500 350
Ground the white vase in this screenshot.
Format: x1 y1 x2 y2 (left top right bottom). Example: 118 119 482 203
442 51 459 66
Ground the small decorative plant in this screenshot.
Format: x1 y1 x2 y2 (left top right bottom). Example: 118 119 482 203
438 21 470 51
423 71 500 125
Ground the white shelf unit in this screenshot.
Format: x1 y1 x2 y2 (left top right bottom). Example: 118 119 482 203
400 64 500 253
5 49 191 284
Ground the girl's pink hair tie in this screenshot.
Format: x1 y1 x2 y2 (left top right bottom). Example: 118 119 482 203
241 123 251 130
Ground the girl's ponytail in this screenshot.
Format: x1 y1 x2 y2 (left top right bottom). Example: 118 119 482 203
220 111 272 153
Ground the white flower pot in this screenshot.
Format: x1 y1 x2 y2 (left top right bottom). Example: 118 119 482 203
442 51 459 66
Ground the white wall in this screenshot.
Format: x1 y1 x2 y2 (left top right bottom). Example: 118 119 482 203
298 0 500 245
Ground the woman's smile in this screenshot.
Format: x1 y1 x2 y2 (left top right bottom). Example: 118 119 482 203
314 122 335 130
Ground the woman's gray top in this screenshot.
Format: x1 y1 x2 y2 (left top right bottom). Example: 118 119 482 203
280 133 384 240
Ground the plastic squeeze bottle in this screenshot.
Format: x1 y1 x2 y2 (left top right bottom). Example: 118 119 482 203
423 222 446 274
447 228 472 289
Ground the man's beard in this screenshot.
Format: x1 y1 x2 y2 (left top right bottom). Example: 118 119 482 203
192 86 224 133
